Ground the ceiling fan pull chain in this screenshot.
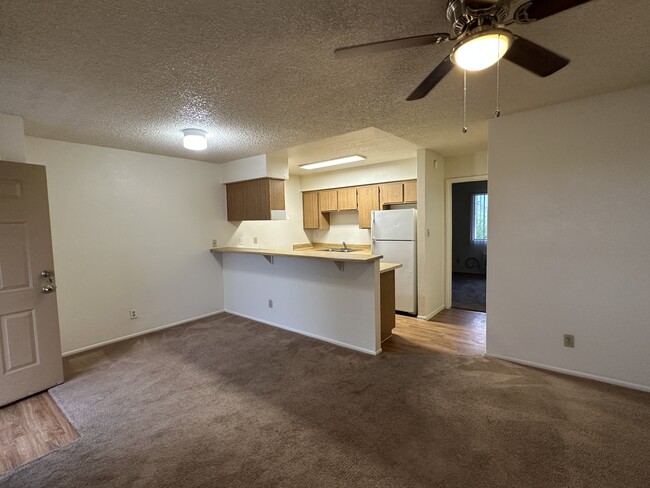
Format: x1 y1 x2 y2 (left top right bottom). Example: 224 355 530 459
495 34 501 118
462 69 468 133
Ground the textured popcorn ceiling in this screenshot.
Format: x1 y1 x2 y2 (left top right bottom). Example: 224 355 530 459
1 0 649 164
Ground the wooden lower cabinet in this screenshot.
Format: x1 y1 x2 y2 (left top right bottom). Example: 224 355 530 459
380 270 396 342
357 185 379 229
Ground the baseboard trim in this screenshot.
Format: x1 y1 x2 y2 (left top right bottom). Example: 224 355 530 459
224 309 380 356
487 353 650 393
417 304 445 321
62 310 226 357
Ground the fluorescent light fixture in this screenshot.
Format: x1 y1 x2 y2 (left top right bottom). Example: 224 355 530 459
451 29 512 71
299 155 366 170
183 128 208 151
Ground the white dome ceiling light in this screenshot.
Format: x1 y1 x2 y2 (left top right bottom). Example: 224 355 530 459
182 129 208 151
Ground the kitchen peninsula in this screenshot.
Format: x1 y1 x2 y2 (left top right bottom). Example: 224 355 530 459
211 247 399 354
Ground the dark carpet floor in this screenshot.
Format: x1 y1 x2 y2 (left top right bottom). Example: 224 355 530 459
452 272 486 312
2 313 649 487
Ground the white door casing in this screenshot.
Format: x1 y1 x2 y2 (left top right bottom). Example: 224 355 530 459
0 161 63 407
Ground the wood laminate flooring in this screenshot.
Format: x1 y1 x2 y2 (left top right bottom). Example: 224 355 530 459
0 392 79 476
382 308 486 355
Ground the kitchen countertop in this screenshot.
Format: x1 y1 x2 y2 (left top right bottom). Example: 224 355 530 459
211 246 382 263
380 262 402 273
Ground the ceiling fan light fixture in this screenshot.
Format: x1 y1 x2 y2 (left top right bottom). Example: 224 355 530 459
299 155 366 170
182 129 208 151
451 29 512 71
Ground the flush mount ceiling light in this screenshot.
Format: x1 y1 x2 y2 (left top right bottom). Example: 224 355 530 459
451 29 512 71
299 155 366 170
182 129 208 151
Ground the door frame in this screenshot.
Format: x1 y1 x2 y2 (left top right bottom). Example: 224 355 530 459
445 174 489 309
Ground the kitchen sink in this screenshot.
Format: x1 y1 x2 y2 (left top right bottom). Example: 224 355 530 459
317 248 358 253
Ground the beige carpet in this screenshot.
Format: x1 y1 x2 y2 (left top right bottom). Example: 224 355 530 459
1 312 649 487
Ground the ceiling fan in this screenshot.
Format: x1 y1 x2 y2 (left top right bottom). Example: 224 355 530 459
334 0 594 101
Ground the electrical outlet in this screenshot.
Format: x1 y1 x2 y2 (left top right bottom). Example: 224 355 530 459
253 237 258 245
212 239 218 248
563 334 575 348
129 309 138 320
239 236 244 246
268 299 273 308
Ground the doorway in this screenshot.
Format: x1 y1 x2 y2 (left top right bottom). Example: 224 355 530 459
445 177 488 312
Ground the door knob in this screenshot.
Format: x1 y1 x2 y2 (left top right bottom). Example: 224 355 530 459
41 271 51 277
42 285 56 294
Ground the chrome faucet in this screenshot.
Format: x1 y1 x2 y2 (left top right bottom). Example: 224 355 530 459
342 241 348 250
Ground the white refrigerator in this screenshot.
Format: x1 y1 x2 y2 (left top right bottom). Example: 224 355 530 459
371 208 417 315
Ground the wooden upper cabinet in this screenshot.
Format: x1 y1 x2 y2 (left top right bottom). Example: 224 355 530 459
226 178 285 221
337 187 357 210
303 191 330 230
318 190 338 212
379 182 404 207
403 180 417 203
357 185 379 229
269 179 285 211
301 179 416 229
302 192 319 229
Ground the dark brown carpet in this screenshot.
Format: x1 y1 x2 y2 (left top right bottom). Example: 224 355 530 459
452 272 486 312
2 313 649 487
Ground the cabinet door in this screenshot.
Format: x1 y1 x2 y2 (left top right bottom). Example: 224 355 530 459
379 182 404 207
337 187 357 210
226 179 272 221
318 190 338 212
269 179 285 210
357 186 379 229
403 180 417 203
303 192 330 230
226 178 288 221
302 192 319 229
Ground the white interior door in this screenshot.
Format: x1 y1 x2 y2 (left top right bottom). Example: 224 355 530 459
0 161 63 407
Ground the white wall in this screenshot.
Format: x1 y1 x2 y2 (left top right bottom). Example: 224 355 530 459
312 212 372 246
416 149 446 319
222 253 380 354
25 137 225 354
445 151 488 179
221 154 268 183
222 153 289 183
0 113 26 163
299 158 416 191
487 84 650 391
220 175 309 249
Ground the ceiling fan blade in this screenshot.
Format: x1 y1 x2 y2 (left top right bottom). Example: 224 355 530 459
406 56 454 101
334 33 450 58
514 0 594 23
503 35 569 77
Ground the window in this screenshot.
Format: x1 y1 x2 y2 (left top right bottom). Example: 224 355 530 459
472 193 488 242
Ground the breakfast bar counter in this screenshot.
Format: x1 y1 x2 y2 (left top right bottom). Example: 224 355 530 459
211 247 398 354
